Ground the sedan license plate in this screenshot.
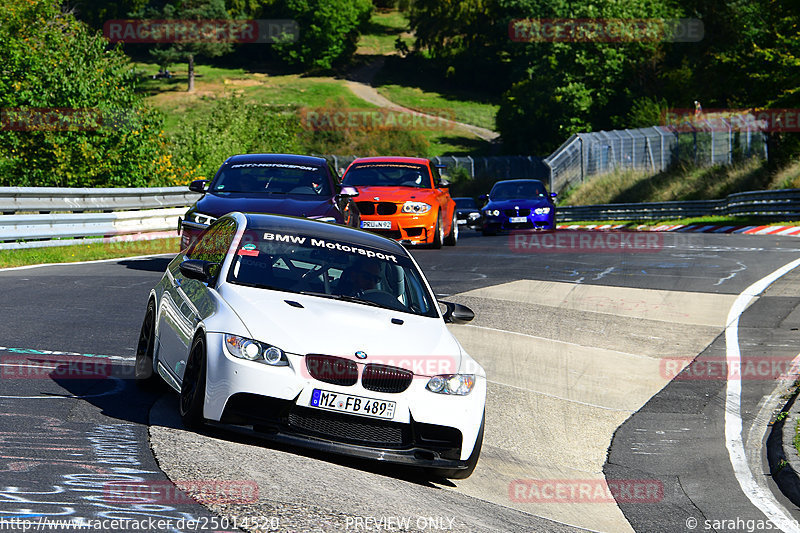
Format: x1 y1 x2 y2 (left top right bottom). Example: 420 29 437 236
361 220 391 229
310 389 396 420
457 219 467 225
509 216 528 223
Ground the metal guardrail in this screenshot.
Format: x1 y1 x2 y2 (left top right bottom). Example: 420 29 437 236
558 189 800 222
0 187 200 250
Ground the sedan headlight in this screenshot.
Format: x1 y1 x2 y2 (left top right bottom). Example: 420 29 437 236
534 207 551 215
402 201 431 214
426 374 475 395
484 209 500 217
468 212 481 219
187 212 216 225
224 334 288 366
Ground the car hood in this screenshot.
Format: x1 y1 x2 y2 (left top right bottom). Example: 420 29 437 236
195 193 336 218
217 284 464 375
485 198 553 209
352 186 435 204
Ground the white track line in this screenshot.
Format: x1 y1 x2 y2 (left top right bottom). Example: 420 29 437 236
725 257 800 532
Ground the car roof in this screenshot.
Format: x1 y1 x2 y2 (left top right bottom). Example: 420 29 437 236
223 153 329 166
350 156 430 166
492 179 545 186
240 213 410 256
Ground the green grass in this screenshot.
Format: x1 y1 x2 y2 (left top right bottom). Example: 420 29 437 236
0 238 179 269
563 158 800 206
357 9 411 56
373 57 500 131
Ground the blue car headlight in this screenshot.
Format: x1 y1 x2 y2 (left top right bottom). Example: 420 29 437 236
534 207 551 215
225 334 288 366
484 209 500 217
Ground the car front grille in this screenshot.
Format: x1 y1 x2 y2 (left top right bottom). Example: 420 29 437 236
305 354 358 386
288 406 410 446
504 208 531 217
362 364 413 393
355 202 397 216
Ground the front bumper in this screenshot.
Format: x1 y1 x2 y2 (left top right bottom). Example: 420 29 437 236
358 213 437 245
483 215 555 232
202 333 486 465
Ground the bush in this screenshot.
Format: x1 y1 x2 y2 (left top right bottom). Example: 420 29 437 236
0 0 190 187
169 96 303 180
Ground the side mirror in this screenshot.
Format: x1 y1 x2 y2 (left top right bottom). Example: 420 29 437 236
179 259 217 282
189 180 208 193
479 194 488 202
338 186 359 197
550 192 557 198
440 301 475 324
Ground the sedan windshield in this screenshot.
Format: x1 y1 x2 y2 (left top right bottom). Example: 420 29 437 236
455 198 477 209
491 181 547 200
211 163 331 196
343 163 431 189
227 229 439 317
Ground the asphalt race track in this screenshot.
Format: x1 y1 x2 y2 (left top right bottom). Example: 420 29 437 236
2 230 800 532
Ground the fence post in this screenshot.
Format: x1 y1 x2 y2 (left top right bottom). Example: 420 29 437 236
466 156 474 178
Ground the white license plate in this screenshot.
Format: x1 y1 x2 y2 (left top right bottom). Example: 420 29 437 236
310 389 396 420
361 220 391 229
457 219 467 225
509 216 528 223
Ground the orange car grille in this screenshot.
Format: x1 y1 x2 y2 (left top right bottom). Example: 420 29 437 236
356 202 398 216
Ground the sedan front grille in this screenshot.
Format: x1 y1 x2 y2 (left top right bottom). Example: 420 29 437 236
376 202 397 215
356 201 375 215
305 354 358 386
362 364 413 393
504 208 531 217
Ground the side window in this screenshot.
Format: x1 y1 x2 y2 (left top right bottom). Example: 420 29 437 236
187 219 237 278
428 162 440 188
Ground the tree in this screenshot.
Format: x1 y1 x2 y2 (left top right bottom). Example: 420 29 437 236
143 0 234 92
271 0 372 70
0 0 192 187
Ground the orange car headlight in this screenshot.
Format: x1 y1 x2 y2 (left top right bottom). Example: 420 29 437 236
402 201 431 214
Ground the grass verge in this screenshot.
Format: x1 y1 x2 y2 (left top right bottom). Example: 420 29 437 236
0 238 180 269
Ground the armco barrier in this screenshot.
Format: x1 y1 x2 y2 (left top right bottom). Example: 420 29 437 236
558 189 800 222
0 187 199 250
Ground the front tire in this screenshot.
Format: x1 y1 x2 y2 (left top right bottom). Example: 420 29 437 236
430 213 443 249
180 335 207 429
134 300 160 389
433 411 484 480
444 210 458 246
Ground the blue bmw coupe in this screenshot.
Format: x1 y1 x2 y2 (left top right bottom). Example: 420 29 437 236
480 179 557 235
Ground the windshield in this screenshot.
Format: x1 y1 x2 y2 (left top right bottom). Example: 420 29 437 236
342 163 431 188
227 229 439 317
490 181 548 200
455 198 477 209
211 163 331 196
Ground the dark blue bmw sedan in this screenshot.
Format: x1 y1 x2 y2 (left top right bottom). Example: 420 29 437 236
179 154 360 248
480 179 557 235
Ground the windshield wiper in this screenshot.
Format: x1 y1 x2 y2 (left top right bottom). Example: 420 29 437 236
297 291 383 308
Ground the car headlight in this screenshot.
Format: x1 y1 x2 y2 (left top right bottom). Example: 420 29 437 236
426 374 475 395
187 212 216 225
534 207 551 215
484 209 500 217
468 212 481 219
311 216 336 223
224 334 288 366
402 201 431 214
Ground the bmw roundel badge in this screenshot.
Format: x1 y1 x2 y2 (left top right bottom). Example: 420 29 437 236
355 351 368 359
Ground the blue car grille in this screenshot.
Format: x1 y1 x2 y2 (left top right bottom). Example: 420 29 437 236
504 208 531 217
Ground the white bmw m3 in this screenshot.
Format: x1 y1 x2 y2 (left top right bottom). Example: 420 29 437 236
135 212 485 478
